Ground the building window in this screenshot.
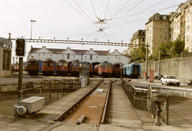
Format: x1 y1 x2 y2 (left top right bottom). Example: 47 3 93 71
90 54 92 60
67 54 70 59
142 38 145 42
3 50 11 70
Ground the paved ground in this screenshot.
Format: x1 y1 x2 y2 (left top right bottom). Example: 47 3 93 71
108 83 143 130
0 77 192 130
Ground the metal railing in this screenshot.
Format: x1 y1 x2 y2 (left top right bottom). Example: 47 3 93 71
0 79 81 105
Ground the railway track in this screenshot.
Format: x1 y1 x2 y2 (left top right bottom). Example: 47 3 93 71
64 80 111 125
36 81 103 121
107 82 144 129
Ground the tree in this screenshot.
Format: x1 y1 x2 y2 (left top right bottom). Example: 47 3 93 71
153 39 185 59
130 46 146 62
171 39 185 56
153 42 172 59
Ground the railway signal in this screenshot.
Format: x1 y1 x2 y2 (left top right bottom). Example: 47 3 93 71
16 38 25 56
15 38 25 101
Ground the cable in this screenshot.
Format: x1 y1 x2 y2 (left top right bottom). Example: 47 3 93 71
108 3 177 29
63 0 99 29
113 0 145 22
104 0 111 18
72 0 95 20
111 0 165 26
112 0 130 19
90 0 99 19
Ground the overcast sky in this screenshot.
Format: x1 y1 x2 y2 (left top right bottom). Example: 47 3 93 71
0 0 187 59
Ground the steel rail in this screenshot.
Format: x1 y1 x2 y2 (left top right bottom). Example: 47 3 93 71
55 80 103 121
101 81 112 124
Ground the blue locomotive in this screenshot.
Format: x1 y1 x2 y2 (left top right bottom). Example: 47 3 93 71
123 63 141 78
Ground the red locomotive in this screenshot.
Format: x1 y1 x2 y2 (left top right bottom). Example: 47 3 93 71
70 61 82 76
26 59 39 75
112 63 122 77
42 59 55 76
56 60 69 76
82 62 93 75
94 62 113 76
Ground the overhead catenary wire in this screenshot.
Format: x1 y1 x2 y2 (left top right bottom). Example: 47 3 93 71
90 0 99 19
72 0 96 20
111 0 145 22
104 0 111 18
63 0 99 29
112 0 130 19
110 0 166 27
107 3 177 29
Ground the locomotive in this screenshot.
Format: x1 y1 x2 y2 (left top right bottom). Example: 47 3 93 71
82 62 93 75
56 60 69 76
26 59 39 75
42 59 56 76
94 62 113 76
70 61 82 76
123 63 141 78
112 63 122 77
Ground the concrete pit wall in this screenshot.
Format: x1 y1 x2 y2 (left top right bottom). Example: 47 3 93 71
140 57 192 82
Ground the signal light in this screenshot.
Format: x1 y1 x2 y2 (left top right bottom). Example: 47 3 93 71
16 38 25 56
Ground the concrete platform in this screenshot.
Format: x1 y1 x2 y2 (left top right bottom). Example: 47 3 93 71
107 83 144 130
34 82 98 121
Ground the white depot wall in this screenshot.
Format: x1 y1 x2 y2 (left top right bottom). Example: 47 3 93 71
28 47 130 65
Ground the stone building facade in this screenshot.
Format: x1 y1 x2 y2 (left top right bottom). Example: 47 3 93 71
145 13 171 55
124 30 146 55
170 3 186 42
185 0 192 52
0 37 12 77
27 46 130 65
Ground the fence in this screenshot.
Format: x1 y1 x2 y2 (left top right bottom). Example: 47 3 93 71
0 79 81 105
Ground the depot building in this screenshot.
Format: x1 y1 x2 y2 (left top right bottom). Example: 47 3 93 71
0 37 12 77
27 46 130 65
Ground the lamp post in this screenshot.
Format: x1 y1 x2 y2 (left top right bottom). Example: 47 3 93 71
30 20 36 39
145 42 148 80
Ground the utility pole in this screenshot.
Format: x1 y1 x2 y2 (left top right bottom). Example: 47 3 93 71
30 20 36 39
158 51 161 75
145 43 148 80
18 57 23 100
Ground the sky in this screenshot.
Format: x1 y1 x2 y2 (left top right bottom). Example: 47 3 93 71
0 0 187 61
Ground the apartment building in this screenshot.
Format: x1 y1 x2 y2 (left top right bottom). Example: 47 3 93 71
145 13 171 55
170 3 186 42
185 0 192 52
124 30 146 55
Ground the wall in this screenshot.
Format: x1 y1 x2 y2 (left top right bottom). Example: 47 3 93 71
141 56 192 82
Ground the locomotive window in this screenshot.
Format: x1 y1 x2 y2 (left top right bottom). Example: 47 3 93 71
101 65 105 68
58 63 62 66
64 63 67 66
73 63 77 66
